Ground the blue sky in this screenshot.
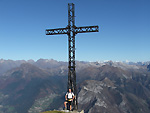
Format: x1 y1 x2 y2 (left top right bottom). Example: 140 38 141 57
0 0 150 62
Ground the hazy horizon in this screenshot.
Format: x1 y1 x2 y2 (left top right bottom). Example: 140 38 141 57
0 58 150 63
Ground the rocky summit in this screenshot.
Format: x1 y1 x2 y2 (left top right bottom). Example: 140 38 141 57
41 110 84 113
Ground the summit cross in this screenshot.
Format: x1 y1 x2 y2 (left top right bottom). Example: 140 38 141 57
45 3 99 110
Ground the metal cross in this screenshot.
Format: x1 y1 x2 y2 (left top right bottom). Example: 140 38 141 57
46 3 99 110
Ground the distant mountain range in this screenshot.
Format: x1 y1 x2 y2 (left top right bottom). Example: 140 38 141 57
0 59 150 76
0 59 150 113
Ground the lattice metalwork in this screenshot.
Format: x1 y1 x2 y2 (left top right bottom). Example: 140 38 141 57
46 26 99 35
46 3 99 110
46 28 68 35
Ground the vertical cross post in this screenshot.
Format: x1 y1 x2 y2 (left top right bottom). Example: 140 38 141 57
67 3 77 110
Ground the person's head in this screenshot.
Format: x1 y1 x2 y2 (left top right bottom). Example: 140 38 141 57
69 89 71 93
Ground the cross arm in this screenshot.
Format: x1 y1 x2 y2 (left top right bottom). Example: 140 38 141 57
46 27 68 35
75 25 99 34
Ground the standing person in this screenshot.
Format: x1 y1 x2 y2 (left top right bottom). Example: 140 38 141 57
64 89 75 111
